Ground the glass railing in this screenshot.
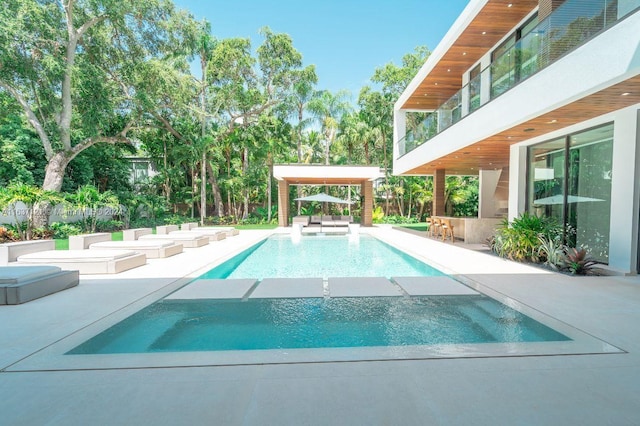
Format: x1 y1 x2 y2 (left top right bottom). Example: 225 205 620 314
397 0 639 158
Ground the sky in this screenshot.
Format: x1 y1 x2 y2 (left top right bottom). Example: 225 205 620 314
173 0 470 98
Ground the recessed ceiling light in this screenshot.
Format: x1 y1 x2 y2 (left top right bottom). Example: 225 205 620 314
447 69 451 72
507 3 513 7
621 92 631 96
434 82 438 86
547 119 557 124
462 52 467 56
482 31 487 35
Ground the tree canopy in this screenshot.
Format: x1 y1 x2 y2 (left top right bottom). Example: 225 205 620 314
0 1 478 226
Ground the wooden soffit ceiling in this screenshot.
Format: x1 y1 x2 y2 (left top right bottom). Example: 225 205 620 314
402 0 538 110
403 76 640 175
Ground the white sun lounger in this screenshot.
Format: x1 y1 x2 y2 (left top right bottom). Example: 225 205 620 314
89 240 183 259
70 232 183 258
0 265 79 304
138 233 209 248
180 223 239 236
17 249 146 275
169 230 226 242
197 226 240 237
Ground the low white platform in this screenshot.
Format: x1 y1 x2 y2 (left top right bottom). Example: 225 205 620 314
89 240 183 259
392 276 478 295
138 234 209 248
166 279 257 300
328 277 401 297
249 278 324 298
17 250 146 275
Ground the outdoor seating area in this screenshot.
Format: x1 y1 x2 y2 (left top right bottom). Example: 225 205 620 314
292 215 354 234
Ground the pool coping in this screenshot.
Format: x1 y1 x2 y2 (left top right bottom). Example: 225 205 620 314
3 227 624 372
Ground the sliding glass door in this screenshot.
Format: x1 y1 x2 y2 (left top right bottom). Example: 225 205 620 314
528 123 613 263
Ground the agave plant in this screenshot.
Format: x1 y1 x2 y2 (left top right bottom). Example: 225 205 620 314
563 247 599 275
537 235 565 270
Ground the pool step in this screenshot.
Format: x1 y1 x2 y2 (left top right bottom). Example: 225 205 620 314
456 304 507 342
71 311 185 354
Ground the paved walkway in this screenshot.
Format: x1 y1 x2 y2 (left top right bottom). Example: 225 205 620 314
1 227 639 425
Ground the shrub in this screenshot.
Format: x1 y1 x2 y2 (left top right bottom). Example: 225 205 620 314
491 212 561 262
30 227 54 240
49 222 83 239
0 226 19 243
537 235 565 270
95 219 125 233
372 206 384 223
563 247 599 275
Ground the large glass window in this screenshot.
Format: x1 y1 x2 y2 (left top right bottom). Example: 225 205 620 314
468 64 481 113
528 124 613 263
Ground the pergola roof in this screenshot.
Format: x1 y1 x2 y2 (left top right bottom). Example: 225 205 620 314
273 164 384 185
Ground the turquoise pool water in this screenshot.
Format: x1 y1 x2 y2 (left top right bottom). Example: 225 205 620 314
68 296 570 354
199 234 444 279
66 233 571 356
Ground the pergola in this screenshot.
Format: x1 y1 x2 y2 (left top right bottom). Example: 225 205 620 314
273 164 384 227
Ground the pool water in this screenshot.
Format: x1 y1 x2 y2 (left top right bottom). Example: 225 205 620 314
200 234 445 279
66 233 572 356
68 296 569 354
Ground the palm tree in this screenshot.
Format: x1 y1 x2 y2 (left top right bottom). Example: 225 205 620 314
67 185 120 233
307 90 352 165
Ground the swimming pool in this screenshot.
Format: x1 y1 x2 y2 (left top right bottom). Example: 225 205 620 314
199 234 444 279
64 233 579 358
68 295 570 354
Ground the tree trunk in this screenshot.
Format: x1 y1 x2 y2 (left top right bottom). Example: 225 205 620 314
206 162 224 217
267 154 273 223
200 151 206 225
34 152 70 227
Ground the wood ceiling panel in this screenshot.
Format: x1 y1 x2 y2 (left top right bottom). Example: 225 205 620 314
402 0 538 110
402 76 640 176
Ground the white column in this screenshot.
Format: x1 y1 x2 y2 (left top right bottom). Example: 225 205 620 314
393 109 407 173
509 144 528 222
608 107 639 274
479 169 502 219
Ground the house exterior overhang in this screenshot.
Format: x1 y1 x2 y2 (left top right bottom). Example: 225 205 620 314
273 165 384 186
395 0 538 111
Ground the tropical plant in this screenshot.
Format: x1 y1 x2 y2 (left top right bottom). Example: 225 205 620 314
66 185 120 233
491 212 561 262
0 183 63 240
49 222 83 240
537 235 565 270
372 206 385 223
0 226 19 243
563 247 599 275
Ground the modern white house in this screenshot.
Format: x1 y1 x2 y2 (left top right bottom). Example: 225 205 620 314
393 0 640 274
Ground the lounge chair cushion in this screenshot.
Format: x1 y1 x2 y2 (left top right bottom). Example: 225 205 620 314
0 265 62 284
18 249 137 262
89 241 176 249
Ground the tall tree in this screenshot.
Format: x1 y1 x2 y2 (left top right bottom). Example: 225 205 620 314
0 0 198 199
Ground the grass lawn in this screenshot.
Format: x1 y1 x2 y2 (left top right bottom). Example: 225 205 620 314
397 223 429 232
233 224 278 230
53 225 273 249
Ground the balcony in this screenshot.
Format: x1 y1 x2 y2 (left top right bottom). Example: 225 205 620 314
397 0 640 159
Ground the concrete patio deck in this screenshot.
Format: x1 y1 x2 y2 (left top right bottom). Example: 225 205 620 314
1 227 639 425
